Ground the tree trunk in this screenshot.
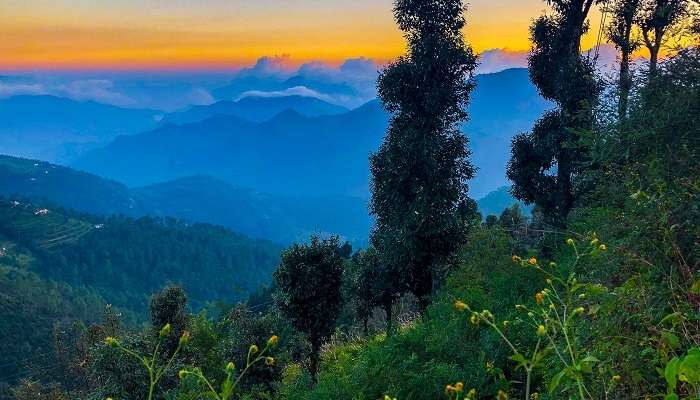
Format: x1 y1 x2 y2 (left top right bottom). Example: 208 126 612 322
619 49 632 121
309 339 321 381
649 46 659 77
384 302 394 336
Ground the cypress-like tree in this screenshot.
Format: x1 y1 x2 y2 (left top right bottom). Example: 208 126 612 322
507 0 602 226
370 0 478 312
607 0 643 120
273 236 344 379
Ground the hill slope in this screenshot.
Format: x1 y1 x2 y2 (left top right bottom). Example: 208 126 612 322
0 198 283 313
0 155 371 245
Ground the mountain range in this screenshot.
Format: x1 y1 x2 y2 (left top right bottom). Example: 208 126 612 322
0 95 160 163
72 68 550 199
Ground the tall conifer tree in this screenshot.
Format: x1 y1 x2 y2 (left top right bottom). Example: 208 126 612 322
370 0 478 311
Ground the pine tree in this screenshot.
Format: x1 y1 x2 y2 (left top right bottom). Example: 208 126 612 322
370 0 479 312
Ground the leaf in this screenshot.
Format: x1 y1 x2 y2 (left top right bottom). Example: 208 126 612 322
548 369 568 394
664 357 681 392
659 312 682 326
661 332 681 349
510 353 526 364
587 304 601 315
689 278 700 295
678 352 700 385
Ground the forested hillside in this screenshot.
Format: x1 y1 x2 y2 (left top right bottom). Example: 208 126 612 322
0 156 371 245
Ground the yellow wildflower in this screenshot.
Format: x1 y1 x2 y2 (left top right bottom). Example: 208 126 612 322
455 382 464 393
454 300 468 311
497 389 509 400
536 325 547 336
599 244 607 251
512 255 522 263
528 257 537 266
535 292 545 305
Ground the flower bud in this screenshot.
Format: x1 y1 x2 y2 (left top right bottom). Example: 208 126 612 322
249 344 259 354
535 292 545 305
265 357 275 366
566 238 575 246
267 335 279 347
159 323 172 338
469 314 479 325
536 325 547 337
179 331 190 346
612 375 621 383
574 307 585 315
226 362 235 372
466 389 477 399
512 255 522 263
178 370 188 379
599 244 607 251
497 389 509 400
105 337 119 348
454 300 468 311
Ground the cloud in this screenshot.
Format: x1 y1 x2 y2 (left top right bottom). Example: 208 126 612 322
476 49 529 74
235 55 294 79
237 86 336 103
0 81 47 97
217 56 381 108
57 79 136 107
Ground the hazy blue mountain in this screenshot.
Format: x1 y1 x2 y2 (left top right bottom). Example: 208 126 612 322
163 95 349 125
476 186 533 218
0 155 370 245
0 95 160 163
73 68 550 199
73 100 388 196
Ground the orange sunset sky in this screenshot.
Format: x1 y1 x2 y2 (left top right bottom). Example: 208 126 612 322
0 0 607 70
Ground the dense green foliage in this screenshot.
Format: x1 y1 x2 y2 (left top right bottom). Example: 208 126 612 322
507 0 601 224
0 200 282 313
370 0 479 311
274 236 345 378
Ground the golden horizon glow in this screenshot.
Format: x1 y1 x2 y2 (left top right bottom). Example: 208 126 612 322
0 0 610 71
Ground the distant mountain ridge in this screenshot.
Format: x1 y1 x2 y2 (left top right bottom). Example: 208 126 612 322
0 95 159 163
163 95 349 125
73 68 550 199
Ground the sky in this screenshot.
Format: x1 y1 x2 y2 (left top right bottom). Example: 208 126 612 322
0 0 607 71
